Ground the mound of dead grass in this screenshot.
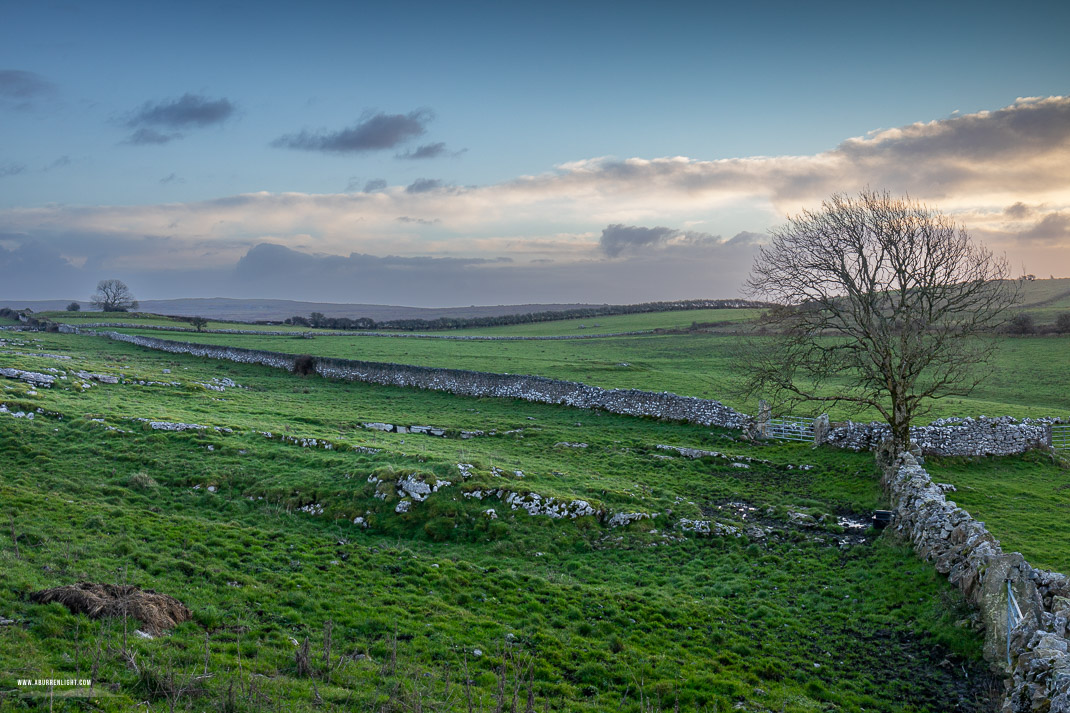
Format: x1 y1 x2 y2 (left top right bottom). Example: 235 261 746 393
30 582 192 634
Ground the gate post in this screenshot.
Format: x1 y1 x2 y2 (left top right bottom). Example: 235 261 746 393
757 400 771 439
813 413 829 448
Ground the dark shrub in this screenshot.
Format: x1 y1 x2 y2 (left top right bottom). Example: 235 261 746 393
292 354 316 375
66 302 81 311
1056 312 1070 334
1006 313 1036 335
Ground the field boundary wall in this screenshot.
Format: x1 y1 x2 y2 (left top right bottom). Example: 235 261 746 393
50 327 1062 457
883 453 1070 711
85 329 753 429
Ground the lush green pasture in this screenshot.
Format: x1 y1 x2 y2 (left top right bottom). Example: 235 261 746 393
0 332 996 711
925 452 1070 573
112 328 1070 422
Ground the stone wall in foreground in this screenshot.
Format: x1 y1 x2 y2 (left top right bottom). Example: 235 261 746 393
884 453 1070 711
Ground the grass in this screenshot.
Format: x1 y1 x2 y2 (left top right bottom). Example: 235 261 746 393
924 452 1070 573
0 330 999 711
41 307 760 337
103 327 1070 422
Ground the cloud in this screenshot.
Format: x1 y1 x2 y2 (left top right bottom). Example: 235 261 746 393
273 109 432 154
128 93 235 129
0 70 56 110
123 93 235 144
600 224 678 257
599 224 754 257
126 128 179 145
226 242 751 304
406 178 442 194
2 96 1070 302
0 237 87 299
1014 213 1070 244
1004 202 1033 219
159 173 184 185
396 142 449 160
45 156 71 171
0 161 27 178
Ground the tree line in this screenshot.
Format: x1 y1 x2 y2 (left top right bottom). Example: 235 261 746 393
281 299 765 331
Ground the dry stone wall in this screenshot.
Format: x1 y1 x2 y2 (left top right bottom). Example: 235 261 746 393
76 329 1059 456
884 453 1070 711
824 417 1058 456
94 331 752 430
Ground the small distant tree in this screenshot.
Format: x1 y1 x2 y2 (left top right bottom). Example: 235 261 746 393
308 312 326 328
91 279 138 312
1006 313 1036 335
1056 312 1070 334
744 189 1017 454
189 317 208 332
66 302 81 312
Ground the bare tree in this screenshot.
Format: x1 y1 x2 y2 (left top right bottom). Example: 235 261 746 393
744 189 1017 453
91 279 139 312
189 316 208 332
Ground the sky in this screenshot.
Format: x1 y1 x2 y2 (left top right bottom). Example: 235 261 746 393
1 0 1069 306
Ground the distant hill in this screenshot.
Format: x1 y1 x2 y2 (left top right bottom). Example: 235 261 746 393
0 297 607 322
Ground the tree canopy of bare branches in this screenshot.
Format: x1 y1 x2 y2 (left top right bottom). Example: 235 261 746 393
91 279 139 312
744 189 1017 453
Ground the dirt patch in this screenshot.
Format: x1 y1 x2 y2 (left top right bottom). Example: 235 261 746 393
30 582 192 634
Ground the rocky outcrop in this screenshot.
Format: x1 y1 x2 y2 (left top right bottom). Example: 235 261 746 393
1 367 55 388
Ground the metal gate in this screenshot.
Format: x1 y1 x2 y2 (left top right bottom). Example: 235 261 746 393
1054 424 1070 450
768 416 815 443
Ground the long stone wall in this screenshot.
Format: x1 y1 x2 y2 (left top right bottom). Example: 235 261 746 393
70 328 1061 457
884 453 1070 711
93 330 753 430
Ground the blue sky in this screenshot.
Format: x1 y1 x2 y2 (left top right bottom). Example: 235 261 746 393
1 0 1069 304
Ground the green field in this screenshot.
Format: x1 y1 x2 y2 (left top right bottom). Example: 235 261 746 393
925 452 1070 573
42 307 759 337
1012 277 1070 325
0 331 1000 711
106 327 1070 423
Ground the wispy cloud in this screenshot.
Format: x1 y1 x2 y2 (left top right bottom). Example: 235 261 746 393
273 109 432 154
396 142 458 160
406 178 443 194
124 93 235 144
0 70 56 111
0 161 27 178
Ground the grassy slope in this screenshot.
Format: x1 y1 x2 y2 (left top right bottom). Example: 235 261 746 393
0 332 994 712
